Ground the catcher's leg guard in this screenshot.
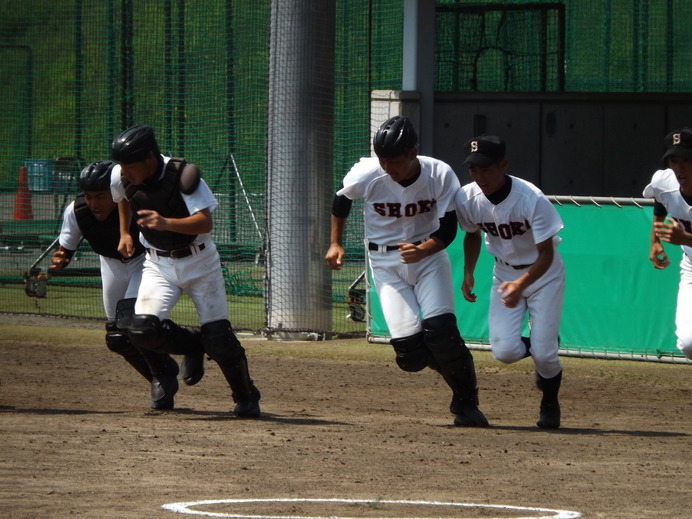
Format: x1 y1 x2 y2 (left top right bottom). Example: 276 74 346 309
390 332 428 372
105 321 152 382
127 313 205 386
143 351 179 410
423 313 488 428
124 313 180 410
201 319 260 418
159 318 205 386
536 370 562 429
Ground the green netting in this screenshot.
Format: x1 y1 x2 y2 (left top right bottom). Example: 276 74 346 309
368 200 686 361
435 0 692 93
1 1 691 338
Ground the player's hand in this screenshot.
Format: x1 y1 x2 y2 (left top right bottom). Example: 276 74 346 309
325 244 345 270
50 250 69 270
649 242 670 270
654 218 687 246
118 234 135 259
398 242 425 264
137 209 168 231
498 280 522 308
461 274 477 303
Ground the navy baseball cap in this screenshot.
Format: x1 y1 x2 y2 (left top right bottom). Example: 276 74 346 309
662 128 692 160
463 135 505 167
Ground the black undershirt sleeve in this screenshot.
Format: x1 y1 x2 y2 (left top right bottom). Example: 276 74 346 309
653 201 667 218
430 211 458 247
331 191 352 218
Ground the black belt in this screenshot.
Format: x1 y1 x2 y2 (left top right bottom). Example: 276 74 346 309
495 257 532 270
148 243 205 259
368 240 421 252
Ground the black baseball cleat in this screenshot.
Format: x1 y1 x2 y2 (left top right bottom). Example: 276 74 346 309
453 404 489 428
232 386 261 418
180 351 205 386
233 400 261 418
537 402 561 429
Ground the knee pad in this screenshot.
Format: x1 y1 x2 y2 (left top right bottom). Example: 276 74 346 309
115 298 137 329
105 321 132 354
390 332 428 372
201 319 244 363
422 313 464 358
128 314 167 353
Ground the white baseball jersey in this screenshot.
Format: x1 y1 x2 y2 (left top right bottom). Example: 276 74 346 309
338 156 460 245
110 156 228 325
643 168 692 257
455 175 563 266
455 175 564 379
338 156 460 338
643 168 692 360
58 201 144 321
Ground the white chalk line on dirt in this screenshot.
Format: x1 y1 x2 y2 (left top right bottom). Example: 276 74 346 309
161 497 582 519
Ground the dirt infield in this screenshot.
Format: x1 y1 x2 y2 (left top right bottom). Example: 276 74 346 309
0 316 690 518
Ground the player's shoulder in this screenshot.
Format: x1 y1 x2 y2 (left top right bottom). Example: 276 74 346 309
510 175 544 196
344 156 384 182
650 168 676 187
459 181 484 200
418 155 457 177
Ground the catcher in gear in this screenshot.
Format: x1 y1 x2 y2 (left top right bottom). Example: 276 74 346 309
643 128 692 361
50 160 205 410
325 116 488 428
110 125 261 417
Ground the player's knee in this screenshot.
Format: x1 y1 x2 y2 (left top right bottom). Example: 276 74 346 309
128 314 166 352
201 319 244 363
490 336 526 364
422 313 465 357
422 313 459 346
115 298 137 329
390 332 427 372
105 321 133 354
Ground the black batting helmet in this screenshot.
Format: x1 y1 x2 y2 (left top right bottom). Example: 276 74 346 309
373 116 418 158
111 125 160 164
79 160 115 192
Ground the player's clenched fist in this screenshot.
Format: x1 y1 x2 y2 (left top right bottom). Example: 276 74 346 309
136 209 167 230
50 248 71 270
325 244 345 270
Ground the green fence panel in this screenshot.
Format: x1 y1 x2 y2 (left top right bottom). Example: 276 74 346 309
368 201 683 360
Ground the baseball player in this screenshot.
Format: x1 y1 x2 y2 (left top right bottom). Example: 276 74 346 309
50 160 204 410
455 135 565 429
110 125 261 417
325 116 488 427
643 128 692 361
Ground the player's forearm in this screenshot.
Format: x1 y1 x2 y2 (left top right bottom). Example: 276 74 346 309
160 211 213 235
329 214 347 247
516 247 553 290
463 231 481 276
118 200 132 237
417 237 444 257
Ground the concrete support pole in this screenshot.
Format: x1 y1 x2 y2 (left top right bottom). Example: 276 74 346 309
266 0 335 339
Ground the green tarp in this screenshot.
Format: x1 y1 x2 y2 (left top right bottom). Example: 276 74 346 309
368 202 684 360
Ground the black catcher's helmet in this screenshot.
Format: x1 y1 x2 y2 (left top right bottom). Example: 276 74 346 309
111 125 160 164
79 160 115 191
373 116 418 158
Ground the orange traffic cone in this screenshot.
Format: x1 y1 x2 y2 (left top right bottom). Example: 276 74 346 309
14 166 33 220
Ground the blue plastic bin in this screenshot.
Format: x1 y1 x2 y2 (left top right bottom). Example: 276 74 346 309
24 159 54 192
